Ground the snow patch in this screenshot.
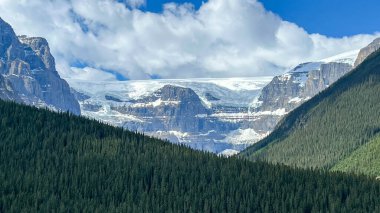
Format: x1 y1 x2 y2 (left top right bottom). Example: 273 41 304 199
290 62 322 73
223 128 267 145
288 97 303 103
253 108 287 116
66 77 273 108
130 99 180 108
153 131 190 143
321 49 359 66
218 149 240 157
82 106 143 126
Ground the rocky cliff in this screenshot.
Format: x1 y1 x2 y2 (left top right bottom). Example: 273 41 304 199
354 38 380 67
304 62 352 97
256 61 353 112
67 78 273 154
0 74 20 101
0 18 80 114
117 85 239 134
257 37 380 114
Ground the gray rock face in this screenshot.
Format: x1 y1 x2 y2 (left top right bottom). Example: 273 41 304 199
0 74 20 101
303 62 352 97
65 40 375 155
117 85 239 134
256 62 352 112
255 36 380 118
354 38 380 67
18 36 57 73
67 77 274 154
257 70 307 112
0 18 80 114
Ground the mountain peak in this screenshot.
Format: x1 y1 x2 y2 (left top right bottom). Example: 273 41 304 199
354 37 380 67
321 49 360 66
18 35 57 73
156 84 200 102
242 48 380 170
0 18 80 114
0 18 22 60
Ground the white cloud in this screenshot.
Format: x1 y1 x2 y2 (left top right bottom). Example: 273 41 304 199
68 67 118 81
0 0 378 80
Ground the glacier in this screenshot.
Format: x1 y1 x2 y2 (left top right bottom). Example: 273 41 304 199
67 77 273 155
65 49 361 156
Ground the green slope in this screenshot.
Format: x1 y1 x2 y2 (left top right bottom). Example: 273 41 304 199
332 135 380 177
241 50 380 170
1 101 380 212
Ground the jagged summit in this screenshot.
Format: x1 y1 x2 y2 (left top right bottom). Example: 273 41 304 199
68 78 272 154
255 56 353 113
153 85 201 102
18 35 58 74
0 18 80 114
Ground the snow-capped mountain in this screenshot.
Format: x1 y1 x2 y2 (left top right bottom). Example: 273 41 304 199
67 77 274 154
255 50 358 113
66 48 364 155
0 15 378 156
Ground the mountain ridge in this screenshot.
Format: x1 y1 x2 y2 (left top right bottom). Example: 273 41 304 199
68 78 272 154
241 48 380 170
254 50 357 113
66 47 367 155
1 98 380 212
0 18 80 114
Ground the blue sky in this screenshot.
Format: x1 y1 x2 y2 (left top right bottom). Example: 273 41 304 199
143 0 380 37
143 0 204 12
260 0 380 37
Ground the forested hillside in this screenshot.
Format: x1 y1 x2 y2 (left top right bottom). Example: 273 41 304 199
1 100 380 212
241 50 380 170
332 135 380 177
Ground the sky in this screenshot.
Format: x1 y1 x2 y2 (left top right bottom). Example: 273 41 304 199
0 0 378 81
260 0 380 37
135 0 204 12
140 0 380 37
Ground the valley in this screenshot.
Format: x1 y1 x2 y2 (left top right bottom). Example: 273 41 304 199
1 1 380 211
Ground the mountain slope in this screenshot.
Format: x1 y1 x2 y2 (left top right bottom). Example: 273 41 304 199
241 49 380 169
0 18 80 114
1 100 380 212
255 50 357 113
66 48 360 155
67 77 274 154
332 135 380 177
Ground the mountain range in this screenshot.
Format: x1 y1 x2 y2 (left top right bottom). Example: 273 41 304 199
1 16 380 212
67 48 364 155
67 77 274 155
0 16 380 161
0 16 379 161
241 40 380 177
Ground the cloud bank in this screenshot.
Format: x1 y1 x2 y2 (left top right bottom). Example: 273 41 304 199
0 0 378 80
